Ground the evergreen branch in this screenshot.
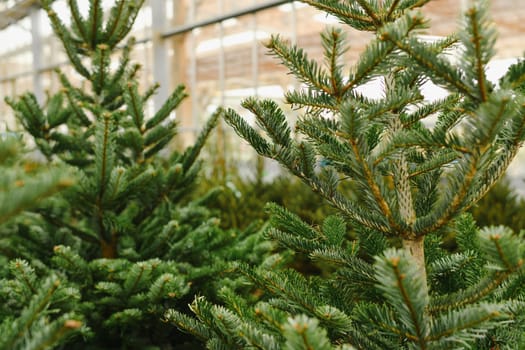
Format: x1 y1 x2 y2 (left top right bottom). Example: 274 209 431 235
398 36 472 98
265 35 330 94
67 0 88 42
380 13 474 100
355 0 381 26
6 93 46 138
284 90 338 112
266 228 323 254
429 269 517 313
52 245 91 282
322 27 348 96
427 251 476 280
348 135 398 232
57 75 94 127
124 262 148 295
283 315 332 350
318 184 390 233
407 149 460 178
36 210 99 244
479 226 524 271
44 7 90 78
402 94 461 127
189 297 242 347
427 304 505 343
109 37 135 88
469 92 511 149
344 323 393 350
142 82 160 103
386 0 401 19
93 43 111 95
376 249 429 348
94 113 115 244
89 0 103 49
3 277 61 350
240 267 321 317
416 155 479 235
458 0 496 103
462 144 519 210
24 318 82 350
353 303 413 342
145 84 187 130
301 0 375 29
399 0 431 10
265 203 319 240
499 58 525 91
342 35 396 95
182 108 221 172
286 165 390 233
104 0 126 47
112 0 145 45
124 81 145 132
363 87 422 123
96 113 112 200
466 5 489 102
144 122 177 159
223 108 272 157
12 259 38 295
0 171 73 225
252 302 289 335
164 308 213 342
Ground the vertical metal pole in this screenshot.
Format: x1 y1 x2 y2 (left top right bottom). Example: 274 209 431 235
189 0 198 131
30 7 43 104
251 0 258 97
218 0 225 106
251 0 264 179
151 0 169 112
291 1 297 46
291 1 299 93
217 0 227 178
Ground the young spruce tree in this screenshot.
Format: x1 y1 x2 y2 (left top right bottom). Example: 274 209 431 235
5 0 270 348
167 0 525 349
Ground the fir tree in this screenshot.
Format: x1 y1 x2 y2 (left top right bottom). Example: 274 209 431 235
0 135 83 349
167 0 525 348
4 0 270 348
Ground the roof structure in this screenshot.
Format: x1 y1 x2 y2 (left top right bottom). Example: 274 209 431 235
0 0 40 30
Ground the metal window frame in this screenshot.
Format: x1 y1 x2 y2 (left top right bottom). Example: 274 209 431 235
0 0 293 84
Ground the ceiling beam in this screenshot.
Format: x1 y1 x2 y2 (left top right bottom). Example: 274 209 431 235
0 0 41 30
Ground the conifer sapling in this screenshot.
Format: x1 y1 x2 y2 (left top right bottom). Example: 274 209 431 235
167 0 525 348
5 0 270 348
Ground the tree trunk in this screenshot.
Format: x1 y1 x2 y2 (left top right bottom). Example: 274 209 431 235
101 236 117 259
403 236 428 295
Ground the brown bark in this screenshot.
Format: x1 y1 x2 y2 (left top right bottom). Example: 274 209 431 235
403 236 428 294
100 236 117 259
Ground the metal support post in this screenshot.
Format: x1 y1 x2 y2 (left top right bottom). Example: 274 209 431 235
30 7 43 104
151 0 169 112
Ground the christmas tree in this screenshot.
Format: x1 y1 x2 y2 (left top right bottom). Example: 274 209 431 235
4 0 270 348
167 0 525 348
0 135 82 349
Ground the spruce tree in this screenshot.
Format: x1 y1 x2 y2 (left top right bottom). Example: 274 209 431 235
4 0 270 348
167 0 525 348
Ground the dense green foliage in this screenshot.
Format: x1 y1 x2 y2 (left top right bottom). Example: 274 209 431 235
0 135 82 349
2 1 270 348
167 0 525 349
195 158 338 230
